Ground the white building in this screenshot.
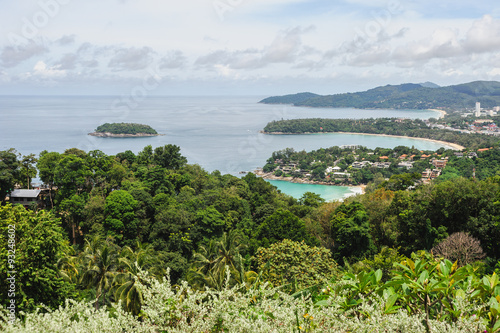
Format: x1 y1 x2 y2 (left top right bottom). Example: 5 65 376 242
475 102 481 117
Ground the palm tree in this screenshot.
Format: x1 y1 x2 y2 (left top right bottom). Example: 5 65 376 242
112 242 162 315
80 235 120 310
187 230 257 290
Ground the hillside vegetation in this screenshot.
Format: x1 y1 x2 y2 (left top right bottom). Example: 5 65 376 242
95 123 158 135
260 81 500 109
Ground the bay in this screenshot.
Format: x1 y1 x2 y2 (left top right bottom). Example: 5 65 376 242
266 180 360 202
0 95 448 200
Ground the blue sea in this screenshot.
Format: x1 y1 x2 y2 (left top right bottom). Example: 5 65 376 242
0 95 447 200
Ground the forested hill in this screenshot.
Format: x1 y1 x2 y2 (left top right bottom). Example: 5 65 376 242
260 81 500 109
259 92 320 104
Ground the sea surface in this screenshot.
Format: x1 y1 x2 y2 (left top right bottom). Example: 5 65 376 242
1 95 447 200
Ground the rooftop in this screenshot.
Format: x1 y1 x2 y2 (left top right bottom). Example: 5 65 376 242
10 189 41 198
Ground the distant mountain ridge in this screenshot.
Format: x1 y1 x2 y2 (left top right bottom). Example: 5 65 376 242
260 81 500 109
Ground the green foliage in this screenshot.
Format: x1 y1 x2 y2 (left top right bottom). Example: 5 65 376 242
351 247 408 281
94 123 157 135
255 209 317 248
3 255 500 332
330 202 377 264
104 190 139 246
264 117 499 149
299 192 325 208
0 204 75 314
381 172 422 191
187 231 254 291
262 81 500 109
255 239 337 293
0 149 20 202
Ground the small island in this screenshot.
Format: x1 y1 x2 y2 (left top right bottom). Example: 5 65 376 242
88 123 160 137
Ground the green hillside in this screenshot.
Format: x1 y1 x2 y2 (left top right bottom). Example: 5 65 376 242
95 123 158 135
260 81 500 109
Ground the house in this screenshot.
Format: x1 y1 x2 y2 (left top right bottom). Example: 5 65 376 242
9 189 42 208
454 152 464 158
333 172 351 178
468 152 478 158
431 169 441 178
373 162 391 169
398 162 414 170
422 169 432 179
352 161 372 169
431 159 447 168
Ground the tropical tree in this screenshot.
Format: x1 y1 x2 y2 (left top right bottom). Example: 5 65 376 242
103 190 139 246
80 235 120 310
330 202 377 264
20 153 37 189
0 204 75 313
37 150 61 208
0 149 20 202
112 242 162 315
187 230 255 290
255 239 338 293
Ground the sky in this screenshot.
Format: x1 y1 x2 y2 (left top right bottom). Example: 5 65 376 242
1 0 500 95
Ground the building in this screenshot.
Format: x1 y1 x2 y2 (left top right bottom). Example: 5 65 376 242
398 162 414 170
9 189 42 208
431 159 447 168
475 102 481 117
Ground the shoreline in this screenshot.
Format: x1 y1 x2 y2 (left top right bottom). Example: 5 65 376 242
428 108 447 119
263 131 464 151
254 169 366 199
88 132 163 138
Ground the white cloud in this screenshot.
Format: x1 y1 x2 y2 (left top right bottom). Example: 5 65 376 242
464 15 500 53
32 60 66 78
56 35 76 46
108 46 155 71
159 51 187 69
0 41 47 68
195 26 313 70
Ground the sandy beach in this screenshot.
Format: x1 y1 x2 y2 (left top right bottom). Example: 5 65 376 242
428 109 448 119
334 132 465 150
264 131 465 150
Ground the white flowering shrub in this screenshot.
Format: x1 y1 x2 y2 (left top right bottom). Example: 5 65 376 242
0 266 488 332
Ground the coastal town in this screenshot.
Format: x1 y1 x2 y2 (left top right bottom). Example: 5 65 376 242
257 142 497 188
430 102 500 136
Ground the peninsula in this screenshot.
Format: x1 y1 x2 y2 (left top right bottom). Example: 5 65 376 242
88 123 160 137
260 80 500 110
262 117 500 150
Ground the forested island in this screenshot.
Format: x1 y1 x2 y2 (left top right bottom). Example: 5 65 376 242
263 117 500 149
260 80 500 110
88 123 159 137
1 144 500 332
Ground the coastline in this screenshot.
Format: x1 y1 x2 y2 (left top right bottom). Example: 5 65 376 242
263 131 464 151
88 132 162 138
428 108 447 119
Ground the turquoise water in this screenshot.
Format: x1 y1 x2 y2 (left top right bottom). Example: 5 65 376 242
0 96 448 201
267 180 358 202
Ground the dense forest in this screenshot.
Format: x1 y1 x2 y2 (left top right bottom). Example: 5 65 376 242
260 81 500 110
1 145 500 332
263 117 500 149
94 123 158 135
